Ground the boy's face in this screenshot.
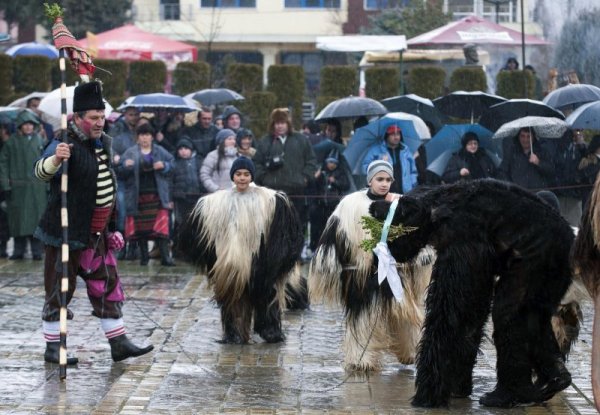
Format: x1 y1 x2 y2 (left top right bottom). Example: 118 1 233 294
326 162 338 171
178 147 192 159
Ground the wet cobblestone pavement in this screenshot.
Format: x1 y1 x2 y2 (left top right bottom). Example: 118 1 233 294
0 258 597 414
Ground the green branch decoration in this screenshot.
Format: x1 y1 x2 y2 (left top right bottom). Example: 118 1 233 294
359 215 417 252
44 3 64 21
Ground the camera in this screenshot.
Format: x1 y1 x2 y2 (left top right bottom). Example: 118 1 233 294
265 154 284 170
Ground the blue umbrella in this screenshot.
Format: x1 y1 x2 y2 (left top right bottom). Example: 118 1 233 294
566 100 600 130
424 124 495 163
117 93 196 113
343 112 429 175
5 42 58 58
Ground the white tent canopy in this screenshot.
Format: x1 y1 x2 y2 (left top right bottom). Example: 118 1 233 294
316 35 407 52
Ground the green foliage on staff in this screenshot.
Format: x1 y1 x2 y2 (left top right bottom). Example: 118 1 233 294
449 66 487 92
43 2 64 20
225 63 263 95
359 214 417 252
267 64 304 129
409 66 446 99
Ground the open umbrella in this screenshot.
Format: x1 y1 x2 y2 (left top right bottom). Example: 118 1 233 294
381 94 447 133
8 92 49 108
424 124 495 163
117 93 196 112
426 148 501 177
565 101 600 130
493 116 568 141
38 86 113 132
0 107 22 122
5 42 59 58
479 99 565 132
343 112 429 174
433 91 506 122
543 84 600 111
315 96 387 121
185 88 244 106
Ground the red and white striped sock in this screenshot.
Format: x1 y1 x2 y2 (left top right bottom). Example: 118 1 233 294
42 321 60 343
101 318 126 339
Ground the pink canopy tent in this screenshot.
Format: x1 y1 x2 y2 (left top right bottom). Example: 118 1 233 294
407 15 550 47
79 25 197 70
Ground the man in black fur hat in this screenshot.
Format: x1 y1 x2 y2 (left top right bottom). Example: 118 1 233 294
33 81 154 365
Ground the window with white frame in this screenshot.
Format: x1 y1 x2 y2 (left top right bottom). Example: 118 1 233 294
284 0 341 8
200 0 256 7
446 0 517 23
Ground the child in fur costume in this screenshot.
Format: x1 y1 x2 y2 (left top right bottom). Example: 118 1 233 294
370 179 573 408
179 157 304 344
309 160 433 371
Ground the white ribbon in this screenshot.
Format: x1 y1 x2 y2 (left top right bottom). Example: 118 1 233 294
373 241 405 303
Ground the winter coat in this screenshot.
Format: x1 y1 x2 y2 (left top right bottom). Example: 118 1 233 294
179 124 219 158
116 144 174 215
361 141 418 194
172 153 205 202
315 166 350 206
498 138 555 190
553 138 587 198
442 149 497 183
254 131 318 194
200 148 238 193
112 129 136 157
0 132 47 237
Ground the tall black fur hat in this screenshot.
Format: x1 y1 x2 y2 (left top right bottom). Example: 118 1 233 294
73 81 105 113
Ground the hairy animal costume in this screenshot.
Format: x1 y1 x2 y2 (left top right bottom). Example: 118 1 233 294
309 189 433 371
573 174 600 412
179 184 304 344
370 179 574 408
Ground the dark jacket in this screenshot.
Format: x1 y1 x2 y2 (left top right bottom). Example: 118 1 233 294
254 131 318 194
553 136 587 198
34 130 115 249
498 137 555 190
315 165 350 206
442 149 497 183
116 144 174 215
179 123 219 158
172 153 205 203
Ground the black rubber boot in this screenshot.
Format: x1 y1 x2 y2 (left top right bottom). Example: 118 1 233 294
125 240 139 260
158 239 175 266
139 240 149 266
44 342 79 365
109 334 154 362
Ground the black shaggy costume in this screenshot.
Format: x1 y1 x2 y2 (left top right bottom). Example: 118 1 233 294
178 185 304 344
370 179 574 408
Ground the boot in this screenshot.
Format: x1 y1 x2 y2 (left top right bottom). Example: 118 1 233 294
158 239 175 266
0 239 7 258
125 241 139 261
109 334 154 362
139 240 149 266
44 342 79 365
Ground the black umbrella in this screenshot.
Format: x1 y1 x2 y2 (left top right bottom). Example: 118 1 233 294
433 90 506 122
543 83 600 111
315 96 387 121
479 99 565 132
381 94 448 134
185 88 245 106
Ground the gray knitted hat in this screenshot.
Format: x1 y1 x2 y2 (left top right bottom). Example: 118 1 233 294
366 159 394 184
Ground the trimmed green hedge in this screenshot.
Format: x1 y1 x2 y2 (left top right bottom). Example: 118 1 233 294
128 61 167 94
320 66 357 97
449 66 487 92
408 66 446 99
496 70 535 99
316 95 338 116
0 55 13 105
172 61 211 95
50 60 80 89
13 56 52 93
365 67 399 101
226 63 263 95
238 91 277 139
267 64 304 129
93 59 128 101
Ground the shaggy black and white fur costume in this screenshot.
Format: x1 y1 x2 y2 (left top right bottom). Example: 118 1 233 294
179 185 304 344
369 179 574 408
309 189 433 371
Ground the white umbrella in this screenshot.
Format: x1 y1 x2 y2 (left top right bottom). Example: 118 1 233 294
8 92 49 108
38 86 113 132
492 116 568 141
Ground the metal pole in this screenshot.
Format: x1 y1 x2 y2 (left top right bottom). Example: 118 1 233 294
398 50 404 95
58 48 70 380
520 0 526 70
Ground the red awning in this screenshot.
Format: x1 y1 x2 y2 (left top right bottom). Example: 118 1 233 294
407 15 550 47
80 25 197 69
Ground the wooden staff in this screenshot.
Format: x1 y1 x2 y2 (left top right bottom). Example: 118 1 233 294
58 48 69 380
